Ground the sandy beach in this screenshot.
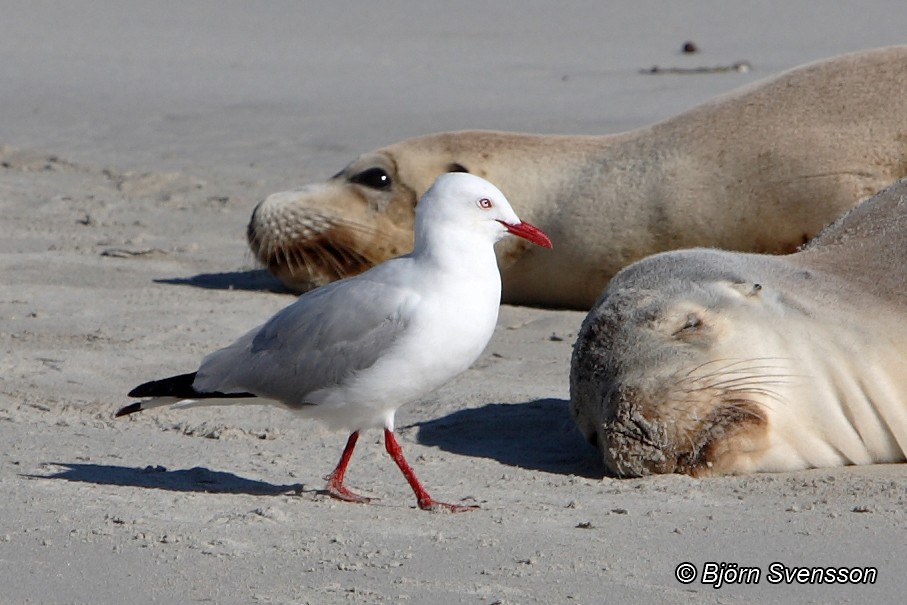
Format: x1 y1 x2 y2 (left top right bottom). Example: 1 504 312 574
2 2 907 603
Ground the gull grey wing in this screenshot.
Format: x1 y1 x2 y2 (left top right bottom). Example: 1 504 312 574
193 275 419 404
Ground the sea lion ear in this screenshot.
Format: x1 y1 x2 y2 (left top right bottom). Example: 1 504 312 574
446 163 470 173
730 281 763 297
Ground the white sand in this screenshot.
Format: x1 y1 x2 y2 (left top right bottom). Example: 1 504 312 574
2 2 906 603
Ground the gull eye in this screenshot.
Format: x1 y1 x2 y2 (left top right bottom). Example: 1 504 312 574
477 198 493 210
350 167 391 190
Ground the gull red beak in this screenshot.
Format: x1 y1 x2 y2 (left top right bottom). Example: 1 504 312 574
498 220 553 249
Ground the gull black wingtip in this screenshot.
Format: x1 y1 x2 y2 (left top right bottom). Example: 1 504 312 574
126 371 256 401
128 372 199 398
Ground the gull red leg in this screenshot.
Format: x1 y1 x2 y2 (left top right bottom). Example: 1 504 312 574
384 428 478 512
324 431 372 503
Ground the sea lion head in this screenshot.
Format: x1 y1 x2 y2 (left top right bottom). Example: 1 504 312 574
246 132 512 293
569 249 806 477
247 152 419 291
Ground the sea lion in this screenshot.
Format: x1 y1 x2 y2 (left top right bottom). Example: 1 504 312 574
247 46 907 309
569 177 907 477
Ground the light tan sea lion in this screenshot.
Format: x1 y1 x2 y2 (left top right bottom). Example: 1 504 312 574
248 46 907 309
569 177 907 477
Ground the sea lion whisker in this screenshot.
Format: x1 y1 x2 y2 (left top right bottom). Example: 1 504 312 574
324 239 376 272
309 242 348 277
269 234 383 284
327 217 391 240
279 248 300 276
255 211 394 263
683 357 790 375
682 360 794 381
333 242 371 273
684 358 752 374
315 239 353 269
246 226 262 250
291 246 321 278
279 244 301 273
332 240 372 266
665 373 792 420
722 387 789 409
302 227 384 264
718 395 775 415
674 362 793 388
692 374 797 391
302 215 400 252
678 374 795 396
275 245 294 271
719 378 796 390
683 358 795 378
255 233 271 258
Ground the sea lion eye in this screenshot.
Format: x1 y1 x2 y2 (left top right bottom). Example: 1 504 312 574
477 198 493 209
674 314 702 336
350 167 392 190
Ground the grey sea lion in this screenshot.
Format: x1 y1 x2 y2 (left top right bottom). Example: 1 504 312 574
569 177 907 477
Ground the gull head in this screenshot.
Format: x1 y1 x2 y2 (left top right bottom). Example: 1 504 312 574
415 173 553 249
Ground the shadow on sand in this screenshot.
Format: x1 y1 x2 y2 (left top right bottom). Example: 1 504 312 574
155 269 291 293
34 401 603 493
410 398 606 479
25 463 302 496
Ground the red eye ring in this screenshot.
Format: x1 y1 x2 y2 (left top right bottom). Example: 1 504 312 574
477 198 493 209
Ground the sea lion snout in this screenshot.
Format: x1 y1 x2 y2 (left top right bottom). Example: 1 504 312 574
247 180 416 292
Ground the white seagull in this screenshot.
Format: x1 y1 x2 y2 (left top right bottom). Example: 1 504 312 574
117 172 552 512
